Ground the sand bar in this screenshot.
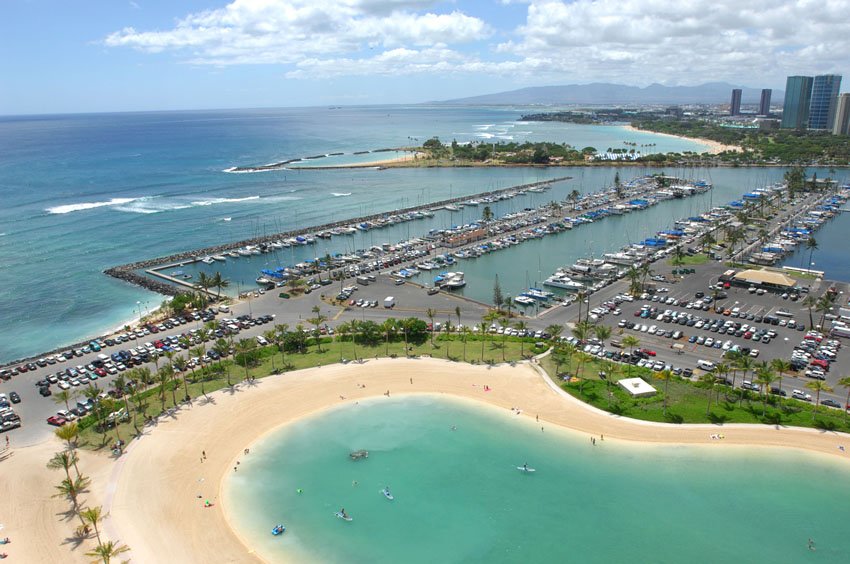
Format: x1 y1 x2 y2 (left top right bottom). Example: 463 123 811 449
6 358 850 563
621 124 740 154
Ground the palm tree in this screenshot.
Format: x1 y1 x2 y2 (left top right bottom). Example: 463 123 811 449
735 354 754 405
188 345 206 392
805 380 833 419
308 306 327 353
275 323 290 367
213 338 232 386
55 421 80 451
801 294 818 330
53 474 90 528
514 320 528 358
625 266 642 296
461 326 470 362
699 373 716 416
112 374 137 433
639 262 653 293
478 321 488 361
455 306 462 328
80 505 106 545
337 321 352 361
196 272 214 305
622 335 640 378
546 324 563 342
754 364 777 416
815 293 836 331
85 539 130 564
803 236 818 271
838 376 850 422
156 366 172 411
593 324 612 348
381 319 396 357
53 389 74 413
47 450 78 482
212 271 230 299
770 358 791 405
172 355 190 401
426 308 437 346
234 338 257 382
656 369 674 417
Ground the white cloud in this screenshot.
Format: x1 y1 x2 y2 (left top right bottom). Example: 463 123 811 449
105 0 490 65
104 0 849 86
497 0 850 85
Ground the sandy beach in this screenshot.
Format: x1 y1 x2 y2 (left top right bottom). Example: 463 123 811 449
288 151 421 169
5 358 850 562
621 124 740 154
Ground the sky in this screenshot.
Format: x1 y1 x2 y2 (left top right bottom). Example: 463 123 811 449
1 0 848 115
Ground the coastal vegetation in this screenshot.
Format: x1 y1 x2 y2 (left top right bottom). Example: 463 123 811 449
418 137 592 165
73 320 547 449
542 343 850 432
632 119 850 165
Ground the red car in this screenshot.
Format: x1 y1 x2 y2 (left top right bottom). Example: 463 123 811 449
810 359 829 370
640 348 657 357
95 367 107 377
17 364 29 373
47 415 67 426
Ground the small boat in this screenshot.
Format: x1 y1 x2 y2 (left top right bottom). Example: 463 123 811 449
201 257 215 265
517 465 536 473
381 488 394 501
335 511 353 522
271 524 286 536
212 255 227 262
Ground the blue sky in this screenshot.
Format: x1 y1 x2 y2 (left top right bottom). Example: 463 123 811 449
1 0 847 115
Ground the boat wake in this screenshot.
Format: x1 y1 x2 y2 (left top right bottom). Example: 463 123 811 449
332 192 352 197
47 194 283 215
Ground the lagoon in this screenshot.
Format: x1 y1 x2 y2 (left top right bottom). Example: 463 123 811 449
226 395 850 563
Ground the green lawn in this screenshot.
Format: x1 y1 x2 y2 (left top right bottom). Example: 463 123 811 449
541 351 850 431
669 253 709 266
76 336 547 450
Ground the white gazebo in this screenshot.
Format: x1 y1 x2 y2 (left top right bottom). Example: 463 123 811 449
618 377 657 398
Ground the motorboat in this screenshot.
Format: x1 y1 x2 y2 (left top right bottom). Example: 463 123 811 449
271 524 286 536
514 295 536 306
543 274 585 291
349 449 369 460
381 488 394 501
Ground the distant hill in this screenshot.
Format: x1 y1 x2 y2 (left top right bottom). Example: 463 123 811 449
439 82 781 106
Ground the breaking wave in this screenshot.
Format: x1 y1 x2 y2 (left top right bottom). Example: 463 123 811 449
46 197 139 215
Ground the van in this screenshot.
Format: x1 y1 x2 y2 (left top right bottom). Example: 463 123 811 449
697 359 715 371
356 276 370 286
218 305 230 313
609 339 622 348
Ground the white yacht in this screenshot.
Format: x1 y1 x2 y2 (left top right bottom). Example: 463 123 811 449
543 273 585 291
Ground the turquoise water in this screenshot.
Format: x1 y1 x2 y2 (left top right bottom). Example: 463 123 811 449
226 396 850 563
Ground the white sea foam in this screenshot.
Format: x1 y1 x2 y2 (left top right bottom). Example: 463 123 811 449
474 124 495 130
332 192 352 197
191 195 261 206
113 197 192 214
476 133 495 139
46 197 140 214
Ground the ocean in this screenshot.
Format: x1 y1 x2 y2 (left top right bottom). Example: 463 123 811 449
225 395 850 563
0 106 846 363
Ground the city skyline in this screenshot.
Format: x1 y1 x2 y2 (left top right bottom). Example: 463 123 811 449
1 0 848 115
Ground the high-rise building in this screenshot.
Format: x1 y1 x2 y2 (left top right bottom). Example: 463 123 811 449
758 89 772 115
781 76 814 129
808 75 842 130
834 93 850 135
729 89 742 116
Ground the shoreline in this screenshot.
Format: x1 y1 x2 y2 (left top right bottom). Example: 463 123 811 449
288 151 422 169
621 124 741 154
96 358 850 563
7 358 850 563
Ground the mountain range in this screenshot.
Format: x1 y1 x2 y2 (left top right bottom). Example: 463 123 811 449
439 82 782 106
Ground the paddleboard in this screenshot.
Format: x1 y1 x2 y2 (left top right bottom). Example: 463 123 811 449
517 466 536 473
381 489 394 500
335 511 353 522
